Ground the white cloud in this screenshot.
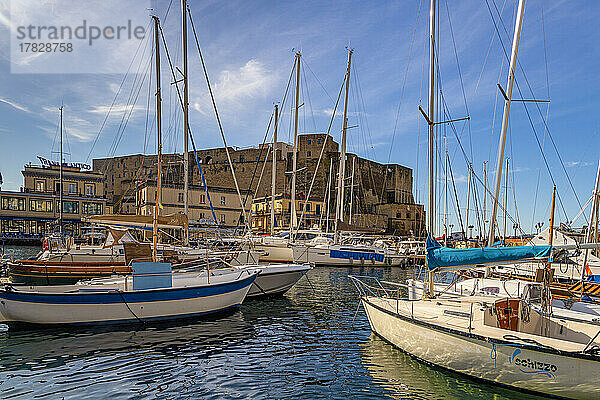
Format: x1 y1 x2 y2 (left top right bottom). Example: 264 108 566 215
566 161 593 168
0 97 30 113
192 59 276 115
88 104 144 114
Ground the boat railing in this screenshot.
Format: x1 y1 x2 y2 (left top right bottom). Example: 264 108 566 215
349 275 409 300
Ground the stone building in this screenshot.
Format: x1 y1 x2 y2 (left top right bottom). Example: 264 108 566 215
0 163 106 239
93 133 425 236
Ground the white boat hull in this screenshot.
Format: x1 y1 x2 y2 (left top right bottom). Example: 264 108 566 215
293 245 404 267
245 264 311 297
362 296 600 399
0 271 258 327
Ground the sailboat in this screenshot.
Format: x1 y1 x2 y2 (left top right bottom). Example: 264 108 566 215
351 0 600 398
0 16 260 329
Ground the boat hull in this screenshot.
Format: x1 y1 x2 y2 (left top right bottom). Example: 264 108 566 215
0 274 256 327
294 246 405 267
246 264 311 297
362 296 600 400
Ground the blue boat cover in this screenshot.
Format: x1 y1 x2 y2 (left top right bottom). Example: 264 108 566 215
132 262 173 290
425 235 552 271
330 249 384 262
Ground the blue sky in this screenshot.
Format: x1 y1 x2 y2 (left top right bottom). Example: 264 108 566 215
0 0 599 235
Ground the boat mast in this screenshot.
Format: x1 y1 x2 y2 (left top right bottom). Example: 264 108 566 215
181 0 190 245
465 163 471 239
334 49 353 244
271 104 278 236
290 51 301 236
487 0 526 247
483 161 487 240
152 16 162 262
581 158 600 296
325 160 333 233
444 135 448 246
503 158 509 242
349 156 355 225
427 0 436 240
59 105 63 235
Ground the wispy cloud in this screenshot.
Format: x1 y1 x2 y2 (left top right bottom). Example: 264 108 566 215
0 97 30 113
88 104 144 115
566 161 593 168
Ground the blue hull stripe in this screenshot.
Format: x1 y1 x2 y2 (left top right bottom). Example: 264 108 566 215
0 274 256 304
330 249 384 262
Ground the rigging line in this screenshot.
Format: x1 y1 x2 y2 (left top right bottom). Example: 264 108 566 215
295 71 346 235
301 58 334 103
488 0 581 222
447 151 466 240
384 0 422 197
106 42 152 161
157 22 220 230
234 57 296 229
187 7 249 229
86 19 153 164
301 63 317 133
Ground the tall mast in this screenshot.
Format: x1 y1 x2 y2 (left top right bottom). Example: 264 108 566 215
181 0 190 245
152 16 162 262
59 105 63 235
465 163 471 239
483 161 487 240
503 158 509 242
349 156 355 225
325 160 333 233
444 135 448 246
271 104 278 235
334 49 353 244
581 158 600 293
290 51 301 235
487 0 526 246
427 0 436 238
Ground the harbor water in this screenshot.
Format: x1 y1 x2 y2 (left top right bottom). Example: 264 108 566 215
0 246 544 399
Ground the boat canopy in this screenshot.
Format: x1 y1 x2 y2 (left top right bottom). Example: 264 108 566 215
85 213 188 230
425 235 552 271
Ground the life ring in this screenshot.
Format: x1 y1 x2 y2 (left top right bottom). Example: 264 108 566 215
42 238 49 251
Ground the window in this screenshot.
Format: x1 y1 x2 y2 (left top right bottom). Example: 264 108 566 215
58 201 79 214
35 180 46 192
307 172 312 180
199 212 205 219
55 181 61 193
82 202 102 215
30 199 53 212
220 214 225 223
220 196 226 206
85 184 95 196
307 151 312 157
1 197 25 211
178 192 184 202
199 194 206 204
307 139 311 145
68 183 77 194
317 138 322 144
316 204 321 215
306 203 311 212
239 155 245 162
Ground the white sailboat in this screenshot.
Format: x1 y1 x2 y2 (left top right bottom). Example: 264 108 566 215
352 1 600 398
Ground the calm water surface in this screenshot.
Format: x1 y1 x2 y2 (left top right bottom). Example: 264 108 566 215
0 246 545 399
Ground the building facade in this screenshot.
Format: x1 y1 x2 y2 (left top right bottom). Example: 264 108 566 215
135 182 251 230
93 133 425 236
0 164 106 239
251 193 325 234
